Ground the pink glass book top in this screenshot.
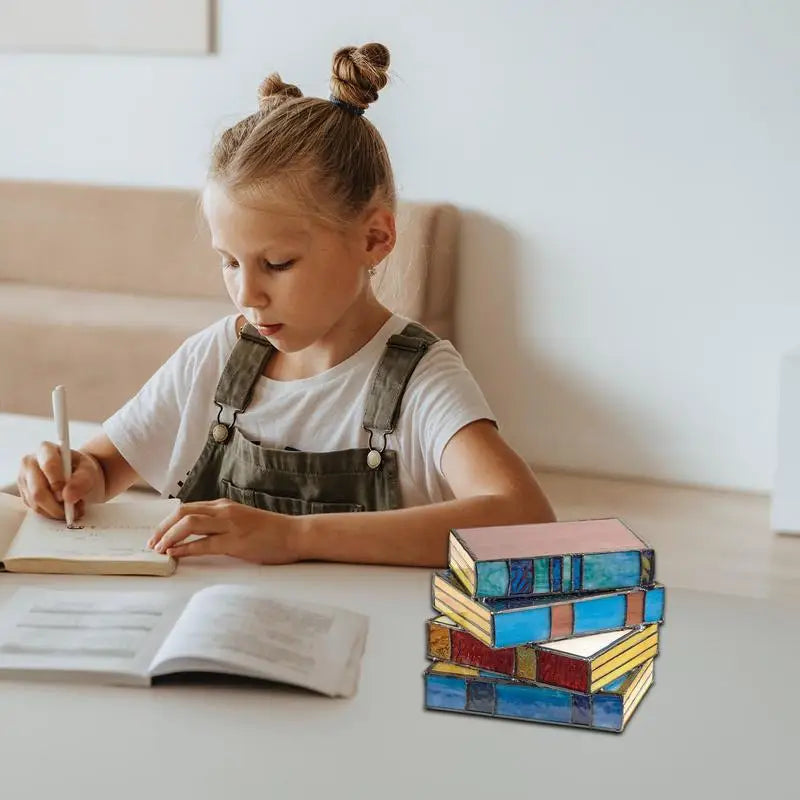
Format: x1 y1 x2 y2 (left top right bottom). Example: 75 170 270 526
455 518 648 561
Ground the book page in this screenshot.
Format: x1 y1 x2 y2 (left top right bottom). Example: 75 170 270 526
3 499 179 565
0 493 26 564
0 587 189 685
149 584 369 697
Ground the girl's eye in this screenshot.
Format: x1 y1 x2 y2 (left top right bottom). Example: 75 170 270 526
265 260 295 272
222 260 294 272
221 260 294 271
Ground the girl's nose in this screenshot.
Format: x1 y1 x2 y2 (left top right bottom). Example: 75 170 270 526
236 266 269 308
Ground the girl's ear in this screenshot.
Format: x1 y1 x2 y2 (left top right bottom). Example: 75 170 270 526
362 206 396 263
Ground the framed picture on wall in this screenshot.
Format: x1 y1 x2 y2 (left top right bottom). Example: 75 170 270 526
0 0 214 55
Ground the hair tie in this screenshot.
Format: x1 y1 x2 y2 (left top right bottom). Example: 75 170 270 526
329 95 366 116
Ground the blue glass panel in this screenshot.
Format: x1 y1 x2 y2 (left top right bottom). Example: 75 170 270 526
644 586 665 622
509 559 534 595
476 561 509 597
562 556 571 589
552 557 562 593
598 672 629 692
534 558 549 593
573 594 626 634
466 680 496 713
476 667 508 679
495 683 572 723
582 551 641 591
495 607 551 647
571 694 592 726
591 695 623 731
426 675 466 710
572 555 583 591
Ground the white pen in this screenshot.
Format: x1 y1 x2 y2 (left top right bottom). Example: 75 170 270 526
52 385 75 528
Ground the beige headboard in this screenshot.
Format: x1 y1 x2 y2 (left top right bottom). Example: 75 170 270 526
0 180 459 422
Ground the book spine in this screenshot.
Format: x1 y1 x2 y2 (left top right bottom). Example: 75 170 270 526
427 617 661 696
472 548 656 600
492 585 665 648
424 672 625 733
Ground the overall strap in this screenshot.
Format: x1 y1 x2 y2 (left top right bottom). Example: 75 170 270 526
214 321 275 422
362 322 440 453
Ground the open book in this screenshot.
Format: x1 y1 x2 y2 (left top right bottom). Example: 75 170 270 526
0 493 179 576
0 584 369 697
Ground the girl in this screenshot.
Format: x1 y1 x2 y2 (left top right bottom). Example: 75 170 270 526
17 43 555 568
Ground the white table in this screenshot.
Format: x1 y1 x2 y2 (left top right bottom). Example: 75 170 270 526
0 560 797 800
2 412 799 798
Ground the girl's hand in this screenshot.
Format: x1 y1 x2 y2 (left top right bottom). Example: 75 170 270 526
17 443 106 521
146 499 301 564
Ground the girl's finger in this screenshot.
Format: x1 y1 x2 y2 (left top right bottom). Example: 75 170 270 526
35 441 71 496
17 478 30 510
153 514 222 552
24 460 67 519
166 535 227 558
149 500 226 546
62 463 96 505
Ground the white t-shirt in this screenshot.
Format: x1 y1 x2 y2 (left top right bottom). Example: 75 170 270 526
102 313 497 508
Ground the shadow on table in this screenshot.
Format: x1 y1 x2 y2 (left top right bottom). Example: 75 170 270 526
151 671 321 696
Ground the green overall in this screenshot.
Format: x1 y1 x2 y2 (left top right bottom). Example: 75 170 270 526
174 320 439 513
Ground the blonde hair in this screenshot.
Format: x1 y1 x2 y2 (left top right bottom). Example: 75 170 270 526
208 43 395 231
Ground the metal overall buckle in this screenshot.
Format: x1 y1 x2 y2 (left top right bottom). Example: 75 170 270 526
212 402 242 444
365 429 389 469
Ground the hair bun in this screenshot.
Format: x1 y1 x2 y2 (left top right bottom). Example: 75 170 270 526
330 43 391 111
257 72 303 113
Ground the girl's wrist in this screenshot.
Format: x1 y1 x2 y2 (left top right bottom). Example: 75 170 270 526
288 513 315 562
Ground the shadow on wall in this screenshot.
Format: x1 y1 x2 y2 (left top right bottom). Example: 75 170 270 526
454 208 671 483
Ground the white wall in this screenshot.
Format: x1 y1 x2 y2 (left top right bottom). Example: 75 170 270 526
0 0 797 492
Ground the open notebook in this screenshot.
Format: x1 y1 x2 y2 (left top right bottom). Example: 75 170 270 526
0 584 369 698
0 493 179 576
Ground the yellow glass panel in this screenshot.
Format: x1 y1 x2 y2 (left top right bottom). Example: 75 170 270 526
593 623 658 668
430 662 480 677
592 634 659 681
590 645 658 692
428 623 451 660
449 538 477 593
621 672 654 727
450 535 474 568
450 561 474 597
449 548 473 575
621 659 655 707
622 662 655 720
434 577 492 628
432 598 493 646
641 551 653 581
515 646 536 681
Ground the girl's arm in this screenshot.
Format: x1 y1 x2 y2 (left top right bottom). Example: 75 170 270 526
148 420 557 566
294 419 556 568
